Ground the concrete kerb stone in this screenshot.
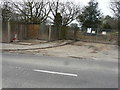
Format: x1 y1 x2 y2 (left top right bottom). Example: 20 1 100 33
2 41 75 51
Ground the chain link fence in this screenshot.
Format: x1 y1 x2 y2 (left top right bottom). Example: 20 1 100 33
66 27 118 44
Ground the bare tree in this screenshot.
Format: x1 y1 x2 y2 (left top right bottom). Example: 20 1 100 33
1 1 14 21
110 0 120 30
49 0 81 39
61 2 81 26
110 0 120 17
12 0 51 24
49 0 81 26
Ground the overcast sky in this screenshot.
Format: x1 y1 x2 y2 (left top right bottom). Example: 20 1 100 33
60 0 113 16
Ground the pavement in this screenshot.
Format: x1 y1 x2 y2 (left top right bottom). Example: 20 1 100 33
1 40 74 51
2 52 118 88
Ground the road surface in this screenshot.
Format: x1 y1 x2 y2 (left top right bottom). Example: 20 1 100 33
2 52 118 88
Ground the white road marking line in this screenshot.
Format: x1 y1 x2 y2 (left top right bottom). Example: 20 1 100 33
33 69 78 77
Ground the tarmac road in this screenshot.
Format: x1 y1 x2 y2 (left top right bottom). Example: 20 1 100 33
2 52 118 88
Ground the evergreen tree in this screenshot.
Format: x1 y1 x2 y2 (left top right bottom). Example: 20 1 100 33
103 22 112 29
54 13 62 27
77 0 102 28
54 13 62 39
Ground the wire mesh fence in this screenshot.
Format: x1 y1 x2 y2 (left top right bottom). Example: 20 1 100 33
66 28 118 44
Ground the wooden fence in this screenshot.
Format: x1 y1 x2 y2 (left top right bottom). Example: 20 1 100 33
2 21 60 42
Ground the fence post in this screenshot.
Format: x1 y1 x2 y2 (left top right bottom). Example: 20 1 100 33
49 25 51 41
0 12 2 43
8 20 11 43
96 28 98 42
